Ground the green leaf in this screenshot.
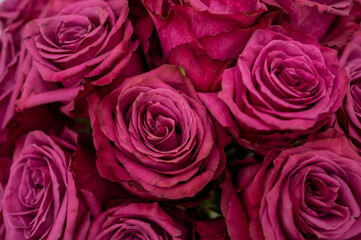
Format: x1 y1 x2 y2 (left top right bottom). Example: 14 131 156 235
179 66 186 77
197 189 222 220
74 117 92 134
292 139 301 147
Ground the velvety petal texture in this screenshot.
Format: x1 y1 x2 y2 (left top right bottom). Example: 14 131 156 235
0 30 21 138
220 169 250 240
262 0 353 40
143 0 266 59
0 0 49 145
320 16 360 48
87 202 185 239
2 129 90 240
231 130 361 239
89 64 229 200
337 31 361 153
16 0 140 111
350 0 361 23
0 0 48 33
200 24 348 155
141 0 271 92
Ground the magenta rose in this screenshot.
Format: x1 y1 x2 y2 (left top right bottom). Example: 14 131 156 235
336 31 361 152
0 0 50 144
0 31 22 144
87 202 186 239
200 24 348 155
89 64 229 200
2 129 90 239
262 0 353 40
16 0 140 111
142 0 267 61
223 130 361 239
141 0 277 92
0 0 48 34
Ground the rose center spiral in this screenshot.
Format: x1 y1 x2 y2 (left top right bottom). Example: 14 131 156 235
57 17 92 45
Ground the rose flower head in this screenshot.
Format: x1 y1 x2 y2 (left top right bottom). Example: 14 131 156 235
223 130 361 239
16 0 141 111
200 23 349 155
89 64 229 200
2 129 90 239
141 0 277 92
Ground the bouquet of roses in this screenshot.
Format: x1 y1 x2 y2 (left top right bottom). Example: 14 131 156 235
0 0 360 239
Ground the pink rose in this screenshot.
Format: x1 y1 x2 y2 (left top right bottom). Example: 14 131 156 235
141 0 278 92
0 31 22 144
200 24 348 155
262 0 353 40
142 0 266 60
2 130 90 239
0 0 48 33
89 64 229 200
16 0 141 111
224 130 361 239
336 31 361 152
87 202 186 239
0 0 49 144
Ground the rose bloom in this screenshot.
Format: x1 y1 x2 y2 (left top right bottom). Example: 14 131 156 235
87 202 186 239
141 0 277 92
16 0 141 111
337 31 361 153
0 30 22 144
0 0 48 30
262 0 353 40
200 24 348 155
89 64 229 200
222 130 361 239
2 130 90 239
142 0 267 61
